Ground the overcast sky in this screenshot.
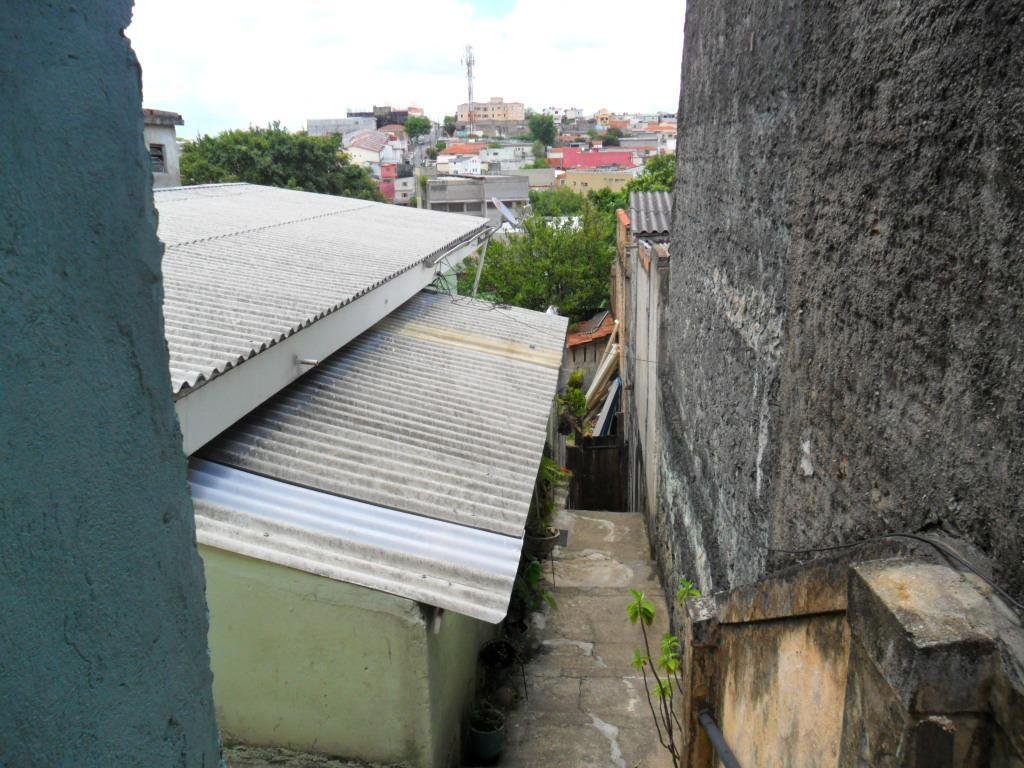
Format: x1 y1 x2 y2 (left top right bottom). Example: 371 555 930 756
128 0 686 138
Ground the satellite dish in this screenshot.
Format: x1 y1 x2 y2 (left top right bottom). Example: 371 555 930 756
492 197 520 227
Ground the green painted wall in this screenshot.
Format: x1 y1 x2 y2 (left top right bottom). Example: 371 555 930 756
201 546 491 767
428 610 495 767
0 2 221 764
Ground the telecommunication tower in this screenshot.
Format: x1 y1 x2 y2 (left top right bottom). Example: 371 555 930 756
462 45 475 134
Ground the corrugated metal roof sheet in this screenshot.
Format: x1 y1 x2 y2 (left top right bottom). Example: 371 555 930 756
156 184 487 395
199 290 567 537
629 190 673 237
190 459 521 623
191 291 567 621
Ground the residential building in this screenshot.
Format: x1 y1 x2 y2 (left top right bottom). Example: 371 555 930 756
593 108 612 126
608 117 631 132
343 130 406 198
506 167 560 190
542 106 583 123
155 183 566 768
307 116 376 137
479 143 532 171
435 142 484 174
347 105 416 128
424 174 530 223
546 147 639 170
143 108 184 187
456 97 525 124
558 167 643 194
561 310 617 390
393 175 415 204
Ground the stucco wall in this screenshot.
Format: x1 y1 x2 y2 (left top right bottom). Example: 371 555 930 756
0 3 221 764
659 0 1024 599
202 546 488 768
144 123 182 188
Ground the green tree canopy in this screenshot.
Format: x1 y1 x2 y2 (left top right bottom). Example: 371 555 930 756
529 187 587 217
603 126 624 146
443 115 457 136
528 113 557 146
404 115 431 141
180 124 383 201
457 203 614 322
628 152 676 192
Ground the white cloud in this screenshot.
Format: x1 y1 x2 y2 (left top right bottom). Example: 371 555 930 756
128 0 686 137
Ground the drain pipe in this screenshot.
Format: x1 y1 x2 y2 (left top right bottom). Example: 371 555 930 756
698 710 742 768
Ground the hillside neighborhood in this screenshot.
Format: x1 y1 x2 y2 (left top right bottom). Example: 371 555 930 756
4 2 1023 768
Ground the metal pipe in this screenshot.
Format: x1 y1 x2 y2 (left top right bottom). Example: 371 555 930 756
471 232 492 298
698 710 742 768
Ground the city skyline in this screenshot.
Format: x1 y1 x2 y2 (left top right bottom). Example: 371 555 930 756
128 0 687 137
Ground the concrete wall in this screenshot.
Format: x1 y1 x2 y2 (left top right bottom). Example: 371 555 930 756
658 0 1024 600
202 546 488 767
144 123 181 187
0 3 221 763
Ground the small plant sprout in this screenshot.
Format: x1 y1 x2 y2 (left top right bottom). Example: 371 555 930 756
627 578 703 768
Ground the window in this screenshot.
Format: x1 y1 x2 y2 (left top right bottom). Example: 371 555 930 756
149 144 166 173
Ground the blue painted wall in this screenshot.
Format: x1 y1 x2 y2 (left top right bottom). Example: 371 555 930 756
0 2 221 764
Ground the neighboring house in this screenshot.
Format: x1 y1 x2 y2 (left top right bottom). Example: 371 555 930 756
560 310 617 392
611 191 672 527
558 167 643 194
449 155 483 175
154 183 567 767
394 175 415 204
456 96 525 124
143 108 183 188
506 167 560 190
546 147 639 170
542 106 583 122
307 116 376 137
344 129 404 168
435 142 483 174
479 144 531 171
424 174 530 224
594 108 612 126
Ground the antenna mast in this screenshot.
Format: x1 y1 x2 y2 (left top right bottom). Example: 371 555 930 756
464 44 475 135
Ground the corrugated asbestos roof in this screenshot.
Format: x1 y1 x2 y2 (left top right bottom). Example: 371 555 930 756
191 291 568 621
190 460 522 623
156 184 487 396
629 190 673 237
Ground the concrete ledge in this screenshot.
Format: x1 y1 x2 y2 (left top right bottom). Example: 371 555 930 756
718 556 848 624
847 559 999 714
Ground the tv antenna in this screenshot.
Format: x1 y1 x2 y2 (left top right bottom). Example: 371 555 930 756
461 45 475 134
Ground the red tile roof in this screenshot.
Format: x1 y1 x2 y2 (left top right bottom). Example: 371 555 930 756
438 143 484 156
550 147 638 170
567 311 616 348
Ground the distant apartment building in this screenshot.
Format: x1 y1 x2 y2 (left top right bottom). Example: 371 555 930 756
306 116 376 137
593 108 612 127
456 97 525 124
558 167 643 194
143 108 183 188
424 174 529 224
542 106 583 123
546 147 639 170
346 106 418 128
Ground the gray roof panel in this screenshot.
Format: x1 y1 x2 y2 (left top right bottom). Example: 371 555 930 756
629 190 673 237
199 290 568 537
157 184 487 395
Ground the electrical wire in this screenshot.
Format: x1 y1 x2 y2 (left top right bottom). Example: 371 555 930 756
769 533 1024 613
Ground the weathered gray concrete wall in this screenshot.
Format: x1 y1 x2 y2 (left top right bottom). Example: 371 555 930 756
659 0 1024 599
0 3 221 764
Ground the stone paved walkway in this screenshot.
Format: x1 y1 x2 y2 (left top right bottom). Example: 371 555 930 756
500 510 674 768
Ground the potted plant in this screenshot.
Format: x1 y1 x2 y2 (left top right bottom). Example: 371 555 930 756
468 705 506 764
523 456 569 559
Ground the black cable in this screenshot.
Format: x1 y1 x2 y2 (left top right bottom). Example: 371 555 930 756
769 533 1024 613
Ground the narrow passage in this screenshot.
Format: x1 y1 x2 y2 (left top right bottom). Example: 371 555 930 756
501 510 674 768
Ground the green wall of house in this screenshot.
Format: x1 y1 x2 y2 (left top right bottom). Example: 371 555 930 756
201 545 490 767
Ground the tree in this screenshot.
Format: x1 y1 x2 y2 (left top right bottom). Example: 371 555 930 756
628 153 676 192
181 124 383 201
404 115 431 142
529 187 587 217
443 115 457 137
528 113 557 146
456 203 614 321
603 126 625 146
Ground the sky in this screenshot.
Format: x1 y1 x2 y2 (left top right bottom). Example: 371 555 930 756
128 0 686 138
